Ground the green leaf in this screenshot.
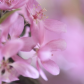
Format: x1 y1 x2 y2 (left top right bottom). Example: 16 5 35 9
0 9 20 24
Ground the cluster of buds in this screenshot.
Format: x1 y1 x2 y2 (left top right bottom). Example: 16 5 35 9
0 0 66 84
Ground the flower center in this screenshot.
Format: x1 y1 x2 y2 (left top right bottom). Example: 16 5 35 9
2 61 7 67
1 57 14 75
33 8 47 21
1 57 9 69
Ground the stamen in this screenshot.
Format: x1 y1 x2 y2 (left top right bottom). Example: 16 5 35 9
46 16 48 18
32 5 48 22
43 8 47 11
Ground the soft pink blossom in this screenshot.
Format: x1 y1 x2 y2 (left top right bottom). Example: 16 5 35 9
0 39 24 83
26 0 66 44
0 39 39 83
23 39 66 80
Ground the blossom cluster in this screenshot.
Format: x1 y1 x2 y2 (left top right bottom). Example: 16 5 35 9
0 0 66 83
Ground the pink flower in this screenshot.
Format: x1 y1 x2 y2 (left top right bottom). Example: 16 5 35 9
0 39 24 83
0 0 28 10
30 39 66 80
0 39 39 83
26 0 66 44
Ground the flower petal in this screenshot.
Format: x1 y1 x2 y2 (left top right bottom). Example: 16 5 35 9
24 64 39 79
11 61 39 79
0 12 18 42
38 49 52 61
0 3 9 10
12 55 32 64
30 21 39 43
44 19 66 33
31 20 45 45
9 15 24 38
2 39 24 59
2 70 19 83
26 0 42 15
21 37 37 51
13 0 29 9
38 40 66 61
42 60 60 75
0 44 3 61
44 39 66 51
38 20 45 45
36 60 48 81
19 50 35 59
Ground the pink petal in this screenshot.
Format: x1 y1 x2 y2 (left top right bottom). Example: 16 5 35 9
0 52 3 62
42 60 60 75
12 0 29 9
2 70 19 83
12 55 32 64
38 20 45 45
24 64 39 79
0 44 3 61
0 3 9 10
9 15 24 38
44 19 66 33
21 37 37 51
30 21 39 43
30 20 45 45
38 40 66 61
0 12 18 42
26 0 42 15
19 50 35 59
38 49 52 61
44 39 66 51
11 61 39 79
27 58 32 64
36 60 48 81
2 39 24 59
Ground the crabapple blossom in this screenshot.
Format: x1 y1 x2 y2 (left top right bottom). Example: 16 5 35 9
35 39 66 80
26 0 66 44
21 38 66 80
0 39 39 83
0 0 66 83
